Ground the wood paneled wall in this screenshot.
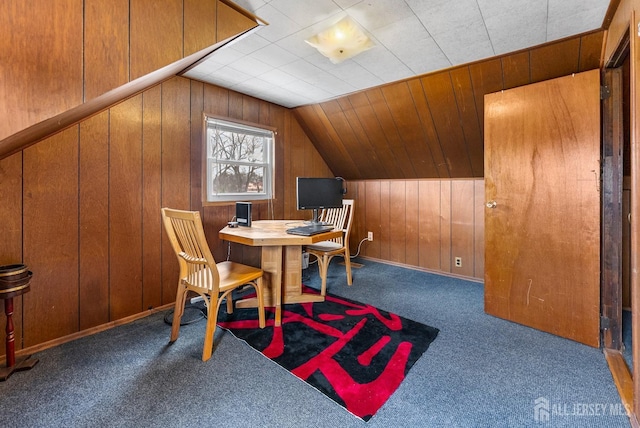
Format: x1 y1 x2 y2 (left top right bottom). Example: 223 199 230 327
0 0 256 143
2 0 84 143
346 179 484 280
0 77 331 355
295 31 604 180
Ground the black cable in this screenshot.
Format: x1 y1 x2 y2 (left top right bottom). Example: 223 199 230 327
163 303 207 325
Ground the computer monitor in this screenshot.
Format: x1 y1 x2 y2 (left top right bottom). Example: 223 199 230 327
296 177 344 224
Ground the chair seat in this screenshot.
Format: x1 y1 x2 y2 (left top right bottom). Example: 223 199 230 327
307 241 342 252
217 261 263 291
182 261 262 293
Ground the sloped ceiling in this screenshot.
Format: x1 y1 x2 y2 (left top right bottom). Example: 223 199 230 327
293 31 605 180
187 0 611 108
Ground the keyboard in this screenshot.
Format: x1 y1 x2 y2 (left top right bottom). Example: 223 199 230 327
286 224 334 236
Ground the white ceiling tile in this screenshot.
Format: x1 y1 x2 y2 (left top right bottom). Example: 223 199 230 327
371 15 451 74
354 49 413 82
237 79 281 99
188 59 225 76
227 33 272 56
276 34 319 59
204 75 243 90
547 0 610 40
211 66 254 85
269 0 342 27
278 58 325 79
432 23 494 64
408 0 484 36
300 50 350 71
298 70 336 87
287 79 333 99
548 0 610 21
391 37 451 75
251 4 303 42
250 43 299 68
229 56 273 77
547 14 604 40
208 47 245 65
478 0 547 54
347 0 415 31
326 64 384 89
334 0 362 9
306 74 356 95
260 68 299 86
269 88 314 107
370 14 427 47
183 69 209 81
406 0 495 62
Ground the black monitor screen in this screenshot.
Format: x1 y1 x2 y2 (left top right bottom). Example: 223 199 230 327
296 177 343 211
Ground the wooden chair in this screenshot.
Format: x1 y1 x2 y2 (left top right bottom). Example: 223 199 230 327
161 207 265 361
305 199 354 296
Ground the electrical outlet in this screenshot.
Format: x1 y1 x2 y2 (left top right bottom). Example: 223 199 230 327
454 257 462 268
367 231 374 241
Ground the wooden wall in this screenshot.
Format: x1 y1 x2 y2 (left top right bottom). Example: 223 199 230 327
0 77 331 356
295 31 604 181
0 0 256 143
0 0 575 358
346 179 484 280
606 1 640 420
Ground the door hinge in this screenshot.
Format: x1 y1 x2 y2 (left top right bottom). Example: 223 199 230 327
601 85 611 100
600 315 611 330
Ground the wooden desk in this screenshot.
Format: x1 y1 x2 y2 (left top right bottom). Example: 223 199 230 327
219 220 341 326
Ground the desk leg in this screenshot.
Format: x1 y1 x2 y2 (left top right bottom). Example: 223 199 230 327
235 246 283 326
235 244 323 326
283 245 324 305
262 246 282 326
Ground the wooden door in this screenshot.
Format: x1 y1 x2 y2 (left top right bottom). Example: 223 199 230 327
484 69 601 347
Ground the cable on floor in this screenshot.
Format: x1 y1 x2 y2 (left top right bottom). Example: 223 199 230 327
163 303 206 325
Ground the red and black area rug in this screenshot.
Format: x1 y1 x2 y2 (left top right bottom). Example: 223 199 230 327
218 286 439 421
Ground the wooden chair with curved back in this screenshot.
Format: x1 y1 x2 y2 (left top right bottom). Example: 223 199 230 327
161 207 265 361
305 199 354 296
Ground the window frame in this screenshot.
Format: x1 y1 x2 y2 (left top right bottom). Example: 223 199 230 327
202 114 276 204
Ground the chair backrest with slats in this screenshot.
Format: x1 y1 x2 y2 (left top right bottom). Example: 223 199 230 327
319 199 354 247
161 208 220 294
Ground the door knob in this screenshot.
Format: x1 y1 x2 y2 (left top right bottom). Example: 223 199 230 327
486 200 497 209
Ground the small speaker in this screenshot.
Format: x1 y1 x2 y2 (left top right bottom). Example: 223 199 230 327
235 202 252 227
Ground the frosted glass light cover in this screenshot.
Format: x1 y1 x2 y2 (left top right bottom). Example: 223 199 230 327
305 17 375 64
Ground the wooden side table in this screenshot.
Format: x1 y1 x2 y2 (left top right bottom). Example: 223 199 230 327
0 264 38 381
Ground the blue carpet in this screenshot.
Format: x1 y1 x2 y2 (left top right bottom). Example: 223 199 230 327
623 309 632 371
0 257 629 427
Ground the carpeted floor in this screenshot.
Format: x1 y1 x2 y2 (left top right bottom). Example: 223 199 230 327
623 309 632 371
0 258 630 427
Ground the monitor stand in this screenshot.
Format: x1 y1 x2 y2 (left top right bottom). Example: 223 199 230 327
308 209 329 226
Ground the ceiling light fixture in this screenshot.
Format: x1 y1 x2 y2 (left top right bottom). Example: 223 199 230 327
305 16 374 64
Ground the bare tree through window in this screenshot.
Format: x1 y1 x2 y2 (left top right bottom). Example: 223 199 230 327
205 117 274 202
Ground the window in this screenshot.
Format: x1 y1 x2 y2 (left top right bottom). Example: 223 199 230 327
204 116 274 203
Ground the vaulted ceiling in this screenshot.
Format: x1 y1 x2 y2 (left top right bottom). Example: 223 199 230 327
184 0 613 180
293 31 605 180
187 0 611 108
